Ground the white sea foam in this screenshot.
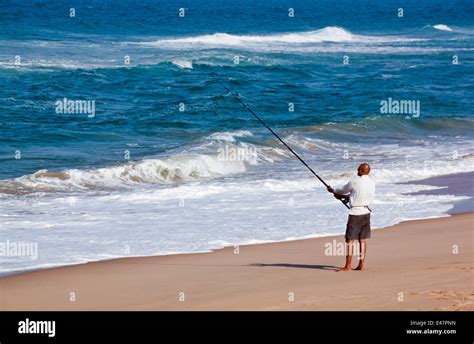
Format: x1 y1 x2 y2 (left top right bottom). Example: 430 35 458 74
433 24 453 32
171 59 193 69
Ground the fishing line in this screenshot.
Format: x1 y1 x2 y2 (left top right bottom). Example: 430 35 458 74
211 74 350 209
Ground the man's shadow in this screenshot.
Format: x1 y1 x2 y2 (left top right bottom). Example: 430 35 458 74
250 263 338 271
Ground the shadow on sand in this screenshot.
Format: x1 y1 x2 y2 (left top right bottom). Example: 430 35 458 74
250 263 338 271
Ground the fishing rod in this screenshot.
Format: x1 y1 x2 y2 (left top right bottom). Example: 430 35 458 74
212 75 350 209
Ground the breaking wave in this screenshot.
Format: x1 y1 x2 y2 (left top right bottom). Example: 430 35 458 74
171 59 193 69
0 130 275 194
139 26 421 48
433 24 453 32
1 154 246 194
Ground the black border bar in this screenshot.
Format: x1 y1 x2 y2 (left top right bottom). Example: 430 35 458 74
0 311 472 342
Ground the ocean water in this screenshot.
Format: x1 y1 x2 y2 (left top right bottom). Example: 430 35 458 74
1 0 473 274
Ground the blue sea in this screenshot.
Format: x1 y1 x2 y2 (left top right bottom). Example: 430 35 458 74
1 0 473 273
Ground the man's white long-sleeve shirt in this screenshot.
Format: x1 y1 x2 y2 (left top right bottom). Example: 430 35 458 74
335 175 375 215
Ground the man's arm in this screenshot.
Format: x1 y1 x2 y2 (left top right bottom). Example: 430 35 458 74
335 182 352 195
327 181 352 196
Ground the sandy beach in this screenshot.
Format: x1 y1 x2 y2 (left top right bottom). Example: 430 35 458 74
1 212 472 311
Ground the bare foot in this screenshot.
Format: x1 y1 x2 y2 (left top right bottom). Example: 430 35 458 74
353 265 364 271
336 267 351 272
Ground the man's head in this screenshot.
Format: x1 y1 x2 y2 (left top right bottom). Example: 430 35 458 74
357 163 371 176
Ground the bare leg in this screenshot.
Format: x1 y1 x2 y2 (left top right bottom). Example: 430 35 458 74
336 239 353 272
354 239 366 271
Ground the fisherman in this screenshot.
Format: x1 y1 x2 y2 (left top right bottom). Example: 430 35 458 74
216 80 376 271
327 163 375 272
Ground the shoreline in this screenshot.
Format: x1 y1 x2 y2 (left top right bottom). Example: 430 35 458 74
1 212 472 311
0 211 466 279
2 171 472 278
